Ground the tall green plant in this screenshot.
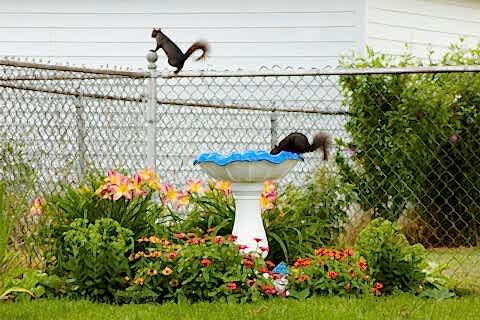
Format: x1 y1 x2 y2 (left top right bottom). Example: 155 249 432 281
264 167 354 263
43 169 158 240
49 218 134 301
354 218 427 294
337 42 480 246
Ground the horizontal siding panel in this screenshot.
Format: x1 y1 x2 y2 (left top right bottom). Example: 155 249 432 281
0 12 356 29
0 0 365 69
369 8 480 37
0 0 360 13
368 23 477 48
367 0 480 59
370 0 480 22
0 27 359 43
0 42 354 58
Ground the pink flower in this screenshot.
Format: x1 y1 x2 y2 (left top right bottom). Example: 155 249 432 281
161 183 178 203
227 234 238 242
450 133 460 144
111 181 132 200
260 284 277 296
214 236 224 244
130 174 148 197
226 282 237 291
215 180 231 196
237 244 248 250
166 252 177 261
327 271 338 279
200 258 212 267
265 260 276 269
253 237 262 243
259 246 269 253
243 259 254 269
174 232 186 240
29 197 44 217
175 190 190 208
246 279 256 287
185 179 203 193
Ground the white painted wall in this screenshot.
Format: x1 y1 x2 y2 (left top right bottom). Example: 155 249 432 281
0 0 366 70
367 0 480 60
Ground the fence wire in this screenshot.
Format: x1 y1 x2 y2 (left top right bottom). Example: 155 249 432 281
1 58 480 291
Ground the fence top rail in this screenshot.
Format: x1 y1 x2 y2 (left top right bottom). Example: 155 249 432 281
1 58 480 79
155 65 480 78
0 59 147 78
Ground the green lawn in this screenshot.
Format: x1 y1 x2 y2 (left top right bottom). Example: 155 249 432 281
427 247 480 294
1 295 480 320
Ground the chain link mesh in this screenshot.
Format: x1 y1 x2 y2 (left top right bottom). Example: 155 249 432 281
1 59 479 291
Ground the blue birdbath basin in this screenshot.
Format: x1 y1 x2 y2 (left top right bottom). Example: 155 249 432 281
194 150 302 257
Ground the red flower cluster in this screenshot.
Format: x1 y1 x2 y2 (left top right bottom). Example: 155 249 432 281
372 281 383 296
260 284 277 296
293 258 311 268
200 258 212 267
315 248 353 261
296 274 309 283
358 260 368 271
226 282 237 291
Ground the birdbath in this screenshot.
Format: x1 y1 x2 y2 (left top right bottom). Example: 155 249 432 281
193 150 302 258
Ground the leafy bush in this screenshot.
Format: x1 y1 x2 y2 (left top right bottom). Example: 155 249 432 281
159 180 236 237
288 248 372 298
48 218 134 301
354 218 427 294
0 140 43 300
263 167 354 263
336 42 480 246
43 169 159 240
124 234 280 303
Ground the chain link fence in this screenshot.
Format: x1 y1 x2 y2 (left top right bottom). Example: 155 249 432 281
1 57 480 291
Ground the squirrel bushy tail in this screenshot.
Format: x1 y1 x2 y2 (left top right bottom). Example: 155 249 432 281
309 132 330 160
184 41 209 62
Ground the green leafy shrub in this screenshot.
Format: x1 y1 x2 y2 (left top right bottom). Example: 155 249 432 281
337 42 480 246
43 169 159 241
124 234 279 303
263 167 354 263
48 218 134 301
160 180 236 237
288 248 371 298
354 218 427 294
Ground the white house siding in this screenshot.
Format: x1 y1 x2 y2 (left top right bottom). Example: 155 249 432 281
367 0 480 60
0 0 366 70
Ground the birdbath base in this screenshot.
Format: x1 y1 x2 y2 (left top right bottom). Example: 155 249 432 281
231 182 267 257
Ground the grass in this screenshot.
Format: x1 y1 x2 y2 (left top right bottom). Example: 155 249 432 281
427 247 480 294
1 295 480 320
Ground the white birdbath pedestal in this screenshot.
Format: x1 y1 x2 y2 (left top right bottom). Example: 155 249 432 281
194 150 302 258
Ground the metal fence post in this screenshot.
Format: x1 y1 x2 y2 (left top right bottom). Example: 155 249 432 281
146 52 158 171
74 94 86 177
270 108 278 150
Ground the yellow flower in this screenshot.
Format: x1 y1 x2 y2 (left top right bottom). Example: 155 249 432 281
137 168 161 191
161 184 178 203
215 180 231 196
263 180 276 193
177 191 190 207
147 268 158 276
111 182 132 200
186 179 203 193
29 197 44 217
162 267 173 276
260 195 271 210
134 277 144 286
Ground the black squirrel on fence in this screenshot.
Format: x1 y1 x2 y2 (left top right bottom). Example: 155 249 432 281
150 28 209 74
270 132 330 160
